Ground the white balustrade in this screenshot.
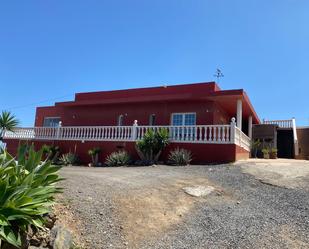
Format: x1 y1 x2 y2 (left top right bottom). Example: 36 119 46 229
263 119 293 128
135 125 232 144
234 127 251 151
3 122 251 151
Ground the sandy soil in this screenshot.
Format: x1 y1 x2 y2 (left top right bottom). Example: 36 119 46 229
236 159 309 189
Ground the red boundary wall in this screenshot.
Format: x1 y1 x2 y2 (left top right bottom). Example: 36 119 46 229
4 139 249 165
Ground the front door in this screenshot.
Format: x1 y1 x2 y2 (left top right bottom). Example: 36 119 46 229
277 129 294 158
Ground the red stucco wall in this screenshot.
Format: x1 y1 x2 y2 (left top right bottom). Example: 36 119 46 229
4 139 248 165
35 100 232 127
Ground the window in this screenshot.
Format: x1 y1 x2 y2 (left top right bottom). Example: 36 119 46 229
171 113 196 140
149 114 156 126
43 117 61 127
171 113 196 126
117 115 124 126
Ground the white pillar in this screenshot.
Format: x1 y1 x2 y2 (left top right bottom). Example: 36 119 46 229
131 120 138 140
292 118 299 157
248 115 252 139
230 117 236 144
56 121 62 139
236 99 242 130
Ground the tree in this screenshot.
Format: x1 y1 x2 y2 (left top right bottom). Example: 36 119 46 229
0 111 19 140
136 128 169 164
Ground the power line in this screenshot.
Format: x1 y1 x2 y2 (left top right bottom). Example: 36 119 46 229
3 94 74 111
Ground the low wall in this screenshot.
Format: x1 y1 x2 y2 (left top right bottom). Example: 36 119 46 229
296 127 309 160
4 139 248 165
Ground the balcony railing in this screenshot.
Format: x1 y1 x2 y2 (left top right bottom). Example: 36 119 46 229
263 119 293 128
263 118 299 157
3 119 251 151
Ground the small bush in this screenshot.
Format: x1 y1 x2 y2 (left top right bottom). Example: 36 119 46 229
105 150 130 167
168 148 192 166
59 152 78 166
88 147 102 166
262 147 270 159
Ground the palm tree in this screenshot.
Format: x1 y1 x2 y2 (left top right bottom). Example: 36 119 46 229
0 111 19 140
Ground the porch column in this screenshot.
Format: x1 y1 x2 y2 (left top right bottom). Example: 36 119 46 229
248 115 253 139
236 99 242 130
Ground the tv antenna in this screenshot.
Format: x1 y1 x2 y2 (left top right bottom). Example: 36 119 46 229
214 68 224 83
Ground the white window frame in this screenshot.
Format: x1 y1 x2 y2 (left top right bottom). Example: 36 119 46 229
149 114 156 126
171 112 196 126
117 114 124 126
43 117 61 127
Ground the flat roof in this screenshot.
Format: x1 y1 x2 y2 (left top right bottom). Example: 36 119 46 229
39 81 260 123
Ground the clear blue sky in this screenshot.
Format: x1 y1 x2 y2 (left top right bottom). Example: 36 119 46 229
0 0 308 126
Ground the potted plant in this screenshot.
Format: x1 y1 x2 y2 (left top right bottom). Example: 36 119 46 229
88 147 102 167
262 148 270 159
251 139 261 158
270 148 278 159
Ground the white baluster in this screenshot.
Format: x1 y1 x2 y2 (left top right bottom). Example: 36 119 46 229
107 127 110 139
111 127 115 139
198 127 202 141
222 127 225 142
209 127 212 141
141 127 144 138
226 126 230 142
123 127 126 139
213 127 217 142
175 127 178 141
204 127 207 141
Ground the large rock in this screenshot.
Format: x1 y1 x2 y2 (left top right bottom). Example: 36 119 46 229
183 185 215 197
50 225 73 249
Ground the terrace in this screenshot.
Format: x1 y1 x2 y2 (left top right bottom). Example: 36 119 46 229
3 118 251 152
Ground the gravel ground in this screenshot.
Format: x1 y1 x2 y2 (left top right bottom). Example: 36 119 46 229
58 161 309 249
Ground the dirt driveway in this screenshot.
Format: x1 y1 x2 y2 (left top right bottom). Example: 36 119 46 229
58 161 309 249
236 159 309 189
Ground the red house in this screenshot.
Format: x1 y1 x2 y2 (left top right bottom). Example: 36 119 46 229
4 82 260 164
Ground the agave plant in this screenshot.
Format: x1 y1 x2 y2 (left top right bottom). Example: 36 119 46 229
59 152 78 166
168 148 192 166
0 144 62 248
0 111 19 140
105 150 130 167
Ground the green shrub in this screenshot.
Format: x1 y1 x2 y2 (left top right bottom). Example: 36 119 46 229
88 147 101 166
135 128 169 164
105 151 130 167
168 148 192 166
262 147 270 159
41 145 61 165
0 145 62 248
251 139 261 158
59 152 78 166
